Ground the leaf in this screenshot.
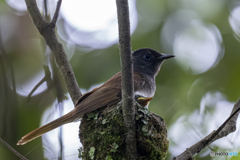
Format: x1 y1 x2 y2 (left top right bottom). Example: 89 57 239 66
102 119 107 124
87 112 95 120
136 115 141 120
99 131 106 135
78 147 84 158
110 142 119 152
89 147 95 160
113 142 119 149
141 119 148 124
105 155 113 160
94 112 99 120
138 108 149 115
142 125 148 133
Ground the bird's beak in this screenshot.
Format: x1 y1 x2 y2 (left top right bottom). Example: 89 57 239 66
157 54 175 61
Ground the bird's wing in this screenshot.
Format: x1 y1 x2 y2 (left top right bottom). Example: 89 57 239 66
74 71 145 117
17 73 122 145
74 72 122 117
74 85 101 106
17 71 145 145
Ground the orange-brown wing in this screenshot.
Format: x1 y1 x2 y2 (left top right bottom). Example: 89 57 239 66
74 71 145 118
74 86 101 106
75 87 121 116
74 72 122 117
103 71 145 91
17 72 145 145
74 72 122 106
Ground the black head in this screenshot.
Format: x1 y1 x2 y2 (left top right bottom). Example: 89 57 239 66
132 48 174 77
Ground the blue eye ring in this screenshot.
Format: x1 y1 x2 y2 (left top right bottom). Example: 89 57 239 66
143 53 151 60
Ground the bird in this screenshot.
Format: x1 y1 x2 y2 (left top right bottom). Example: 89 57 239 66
17 48 174 145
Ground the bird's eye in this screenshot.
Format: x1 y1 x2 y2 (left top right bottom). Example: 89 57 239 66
143 53 151 60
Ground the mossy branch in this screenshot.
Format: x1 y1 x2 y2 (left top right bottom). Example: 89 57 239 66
79 101 169 160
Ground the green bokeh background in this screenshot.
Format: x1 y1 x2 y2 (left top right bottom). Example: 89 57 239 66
0 0 240 160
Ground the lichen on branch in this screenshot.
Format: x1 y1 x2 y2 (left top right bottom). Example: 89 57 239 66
79 101 169 160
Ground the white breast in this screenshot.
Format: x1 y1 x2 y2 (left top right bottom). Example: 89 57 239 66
134 90 154 109
134 89 155 98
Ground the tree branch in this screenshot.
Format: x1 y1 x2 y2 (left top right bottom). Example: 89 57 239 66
116 0 137 159
26 74 52 103
173 98 240 160
24 0 82 104
0 138 28 160
51 0 62 26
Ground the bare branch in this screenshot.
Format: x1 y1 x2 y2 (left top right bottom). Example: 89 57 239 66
0 138 28 160
207 98 240 143
24 0 82 104
173 98 240 160
116 0 137 159
26 73 53 103
51 0 62 25
43 0 48 18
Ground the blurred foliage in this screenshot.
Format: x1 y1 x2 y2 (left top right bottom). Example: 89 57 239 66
0 0 240 160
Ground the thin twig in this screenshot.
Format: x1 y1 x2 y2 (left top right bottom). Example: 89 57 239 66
116 0 137 159
24 0 82 104
51 0 62 25
206 100 240 145
0 138 28 160
58 102 64 160
27 76 48 102
173 98 240 160
24 143 42 157
43 0 51 22
44 0 48 17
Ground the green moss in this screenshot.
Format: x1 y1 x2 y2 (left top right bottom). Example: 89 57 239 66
79 102 169 160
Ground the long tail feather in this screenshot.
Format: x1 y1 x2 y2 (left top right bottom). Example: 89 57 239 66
17 110 76 145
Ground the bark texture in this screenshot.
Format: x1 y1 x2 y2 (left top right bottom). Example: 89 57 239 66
116 0 137 158
24 0 82 104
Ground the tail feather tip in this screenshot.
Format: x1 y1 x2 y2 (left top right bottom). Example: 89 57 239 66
17 139 25 145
